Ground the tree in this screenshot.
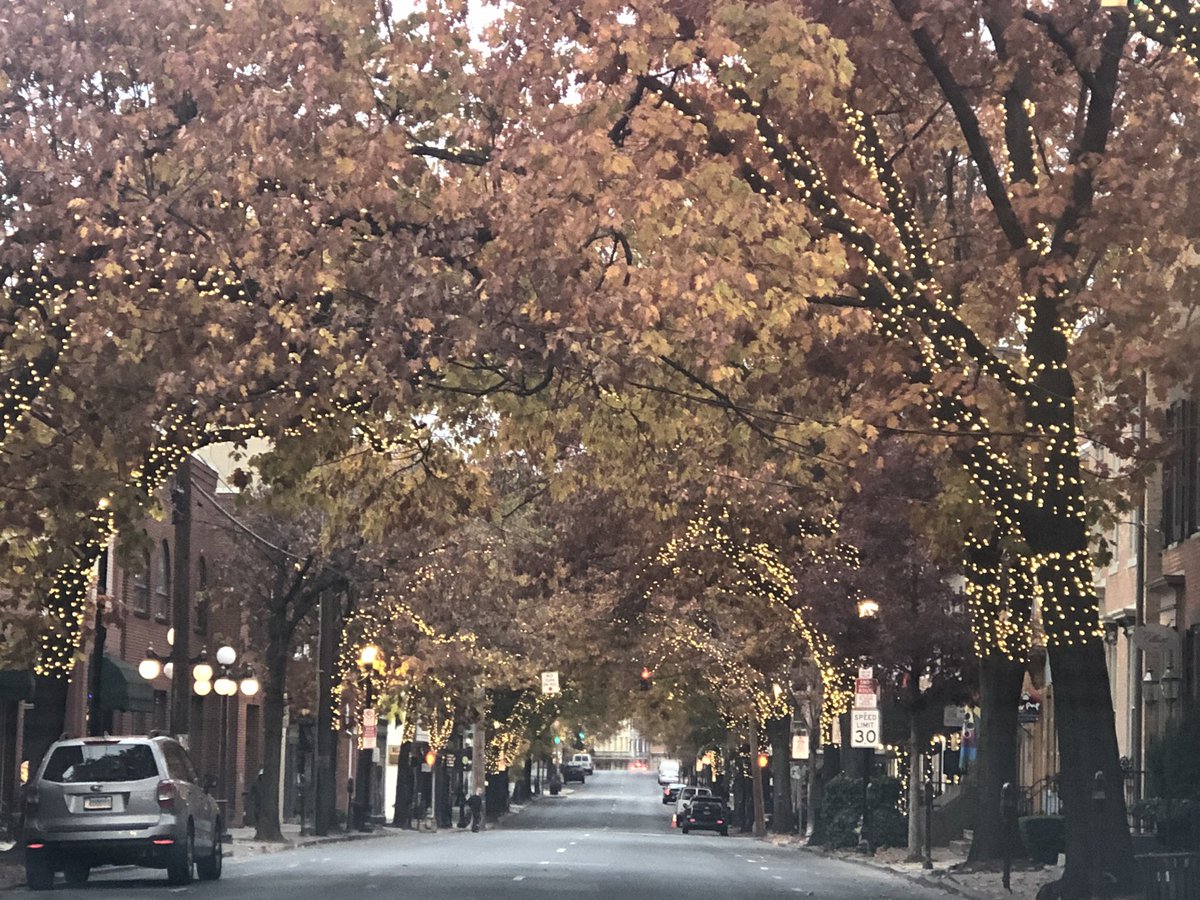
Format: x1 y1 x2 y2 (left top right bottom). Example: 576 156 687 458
428 3 1200 889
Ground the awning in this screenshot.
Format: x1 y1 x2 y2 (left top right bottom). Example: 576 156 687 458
0 669 33 701
100 655 155 714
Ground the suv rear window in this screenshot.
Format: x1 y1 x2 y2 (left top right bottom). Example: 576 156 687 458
42 743 159 783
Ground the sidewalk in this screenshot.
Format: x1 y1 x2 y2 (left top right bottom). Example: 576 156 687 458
224 820 392 858
770 836 1063 899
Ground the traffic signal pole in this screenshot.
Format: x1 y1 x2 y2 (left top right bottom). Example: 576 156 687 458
749 715 767 837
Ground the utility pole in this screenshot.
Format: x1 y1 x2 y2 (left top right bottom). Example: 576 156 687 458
170 456 193 741
1131 373 1147 801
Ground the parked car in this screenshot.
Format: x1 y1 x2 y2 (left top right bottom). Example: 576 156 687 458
662 782 686 805
22 735 224 891
561 762 587 784
680 797 729 836
673 786 713 825
571 753 594 775
657 759 681 786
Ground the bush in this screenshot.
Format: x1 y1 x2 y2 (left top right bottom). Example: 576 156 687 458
1131 798 1200 850
1019 815 1064 865
811 774 907 850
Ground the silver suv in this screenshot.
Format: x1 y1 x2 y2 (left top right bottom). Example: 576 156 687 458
23 735 223 890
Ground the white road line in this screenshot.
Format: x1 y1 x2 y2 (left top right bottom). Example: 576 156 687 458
557 847 567 853
539 860 550 865
513 875 525 882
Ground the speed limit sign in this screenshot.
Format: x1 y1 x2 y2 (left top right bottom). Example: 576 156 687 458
850 709 880 748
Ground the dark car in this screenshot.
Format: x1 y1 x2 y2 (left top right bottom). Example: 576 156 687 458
680 797 729 836
662 782 686 805
560 762 586 784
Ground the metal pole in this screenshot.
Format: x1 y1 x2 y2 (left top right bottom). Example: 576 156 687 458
170 457 193 741
859 747 871 853
87 597 107 737
1132 372 1147 796
471 690 487 831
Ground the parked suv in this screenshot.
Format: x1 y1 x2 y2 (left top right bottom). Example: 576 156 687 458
680 797 729 836
23 735 223 890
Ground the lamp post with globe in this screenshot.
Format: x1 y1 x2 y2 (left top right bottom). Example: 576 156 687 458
138 628 211 734
210 645 259 810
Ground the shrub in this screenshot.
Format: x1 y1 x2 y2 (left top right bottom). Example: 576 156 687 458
811 774 907 850
1019 815 1064 865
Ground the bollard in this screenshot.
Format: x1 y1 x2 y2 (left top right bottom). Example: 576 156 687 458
1001 782 1018 892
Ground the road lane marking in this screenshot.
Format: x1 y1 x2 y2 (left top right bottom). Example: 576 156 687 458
513 876 525 882
557 847 567 853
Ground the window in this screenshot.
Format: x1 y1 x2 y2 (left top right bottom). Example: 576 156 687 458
42 743 159 783
1162 399 1199 545
132 549 151 617
156 540 171 622
194 555 209 635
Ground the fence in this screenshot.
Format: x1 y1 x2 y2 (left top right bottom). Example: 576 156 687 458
1137 853 1200 900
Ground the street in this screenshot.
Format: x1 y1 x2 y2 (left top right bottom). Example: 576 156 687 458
12 772 950 899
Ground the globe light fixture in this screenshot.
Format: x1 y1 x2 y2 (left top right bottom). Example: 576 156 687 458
193 678 212 697
358 644 380 667
215 675 238 697
240 675 260 697
166 627 175 647
216 645 237 667
193 660 214 683
138 657 162 681
163 661 174 680
857 598 880 618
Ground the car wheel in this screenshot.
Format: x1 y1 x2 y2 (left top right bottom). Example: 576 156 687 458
167 826 195 886
63 861 90 885
25 853 55 892
197 823 223 881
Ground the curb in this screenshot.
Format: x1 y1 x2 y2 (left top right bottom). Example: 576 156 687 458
794 845 987 900
227 827 391 856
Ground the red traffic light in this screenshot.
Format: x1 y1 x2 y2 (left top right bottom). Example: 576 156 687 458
424 750 437 767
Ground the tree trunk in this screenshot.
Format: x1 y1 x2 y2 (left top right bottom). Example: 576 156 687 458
485 769 508 820
907 715 924 861
749 716 767 838
254 606 288 842
392 741 414 827
768 715 794 833
314 591 342 836
968 653 1025 863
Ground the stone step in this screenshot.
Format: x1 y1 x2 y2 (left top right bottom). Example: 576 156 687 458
948 838 972 856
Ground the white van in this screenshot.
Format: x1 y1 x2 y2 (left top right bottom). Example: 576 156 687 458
657 759 680 786
571 752 594 775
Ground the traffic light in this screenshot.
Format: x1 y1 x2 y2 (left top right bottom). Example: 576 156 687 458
756 752 770 770
424 749 437 767
639 667 652 691
574 728 585 750
553 735 562 745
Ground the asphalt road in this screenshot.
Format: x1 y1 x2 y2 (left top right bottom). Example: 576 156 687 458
12 771 950 899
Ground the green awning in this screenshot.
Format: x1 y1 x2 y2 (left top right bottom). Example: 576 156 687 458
0 669 33 700
100 655 154 714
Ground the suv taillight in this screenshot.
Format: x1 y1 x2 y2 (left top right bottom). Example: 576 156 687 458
156 779 177 811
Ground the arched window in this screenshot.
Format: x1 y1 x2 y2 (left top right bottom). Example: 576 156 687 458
194 555 209 635
157 540 171 622
132 548 151 616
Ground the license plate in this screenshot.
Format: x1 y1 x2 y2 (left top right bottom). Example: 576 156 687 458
83 795 113 811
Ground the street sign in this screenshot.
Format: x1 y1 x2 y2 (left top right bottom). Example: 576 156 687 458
790 732 810 760
850 709 880 748
362 707 377 743
854 677 878 709
541 670 561 695
1018 690 1042 724
858 666 873 680
415 725 431 743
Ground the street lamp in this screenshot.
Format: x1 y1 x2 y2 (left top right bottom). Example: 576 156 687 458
140 631 210 730
207 645 258 808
